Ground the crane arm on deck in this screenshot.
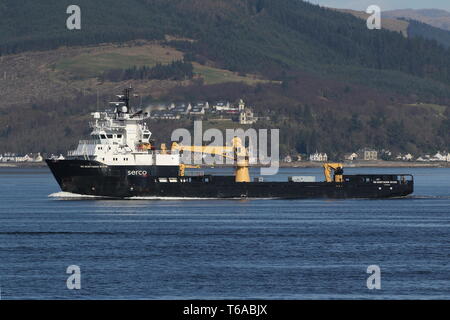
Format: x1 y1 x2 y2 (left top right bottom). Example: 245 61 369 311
171 137 250 182
323 163 344 183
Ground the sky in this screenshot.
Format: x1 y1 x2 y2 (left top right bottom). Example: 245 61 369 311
310 0 450 12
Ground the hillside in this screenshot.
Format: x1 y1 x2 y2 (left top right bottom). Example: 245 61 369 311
407 20 450 48
0 40 271 108
2 0 450 91
336 8 450 49
384 9 450 31
0 0 449 157
333 8 409 36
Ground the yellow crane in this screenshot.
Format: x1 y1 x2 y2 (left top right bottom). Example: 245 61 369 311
171 136 250 182
178 164 201 177
323 163 344 183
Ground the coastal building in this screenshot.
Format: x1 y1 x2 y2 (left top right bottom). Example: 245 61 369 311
403 153 414 161
0 152 44 162
172 103 191 115
415 153 450 162
396 153 414 161
193 102 208 112
236 99 257 124
239 108 257 124
190 105 206 116
238 99 245 112
309 152 328 162
213 101 232 112
344 152 358 161
147 99 259 122
151 110 180 120
357 148 378 161
431 152 447 161
34 153 44 162
1 153 18 162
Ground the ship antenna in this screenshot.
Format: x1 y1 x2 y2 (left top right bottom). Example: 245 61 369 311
96 89 99 111
122 86 133 113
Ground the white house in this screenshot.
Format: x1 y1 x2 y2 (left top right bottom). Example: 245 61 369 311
431 152 446 161
213 101 232 111
309 152 328 162
25 153 43 162
396 153 414 161
194 102 209 111
403 153 414 161
238 99 245 111
190 105 205 115
344 152 358 161
239 108 257 124
357 148 378 161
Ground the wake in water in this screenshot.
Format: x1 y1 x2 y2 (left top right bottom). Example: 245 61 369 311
48 192 273 201
48 192 449 201
407 195 450 200
126 196 276 200
48 192 105 200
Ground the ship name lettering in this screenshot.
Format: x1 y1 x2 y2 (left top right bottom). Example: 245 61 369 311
128 170 148 176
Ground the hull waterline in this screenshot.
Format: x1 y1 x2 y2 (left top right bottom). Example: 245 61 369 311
46 159 414 199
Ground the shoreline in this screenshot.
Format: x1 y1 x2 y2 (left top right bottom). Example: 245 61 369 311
1 161 449 169
276 161 450 168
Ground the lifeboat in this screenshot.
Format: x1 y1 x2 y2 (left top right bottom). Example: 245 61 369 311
137 143 152 151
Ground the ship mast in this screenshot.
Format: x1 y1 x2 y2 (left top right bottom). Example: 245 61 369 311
119 87 133 113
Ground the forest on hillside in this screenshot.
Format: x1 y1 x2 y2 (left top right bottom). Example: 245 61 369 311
2 0 450 99
1 0 450 156
407 19 450 48
1 81 448 158
101 60 194 82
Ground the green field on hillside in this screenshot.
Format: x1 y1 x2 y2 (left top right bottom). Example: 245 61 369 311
51 43 271 84
52 44 183 78
193 64 272 85
405 103 448 115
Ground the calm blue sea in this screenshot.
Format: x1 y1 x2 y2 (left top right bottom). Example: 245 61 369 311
0 166 449 300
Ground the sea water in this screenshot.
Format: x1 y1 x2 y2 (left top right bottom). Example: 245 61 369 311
0 167 449 299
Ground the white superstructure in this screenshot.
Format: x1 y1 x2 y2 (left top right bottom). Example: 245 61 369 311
67 89 180 167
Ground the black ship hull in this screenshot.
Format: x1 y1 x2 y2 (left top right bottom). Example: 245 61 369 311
46 159 414 199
